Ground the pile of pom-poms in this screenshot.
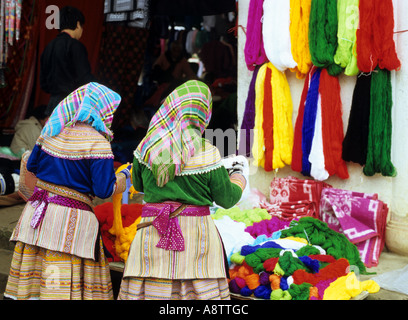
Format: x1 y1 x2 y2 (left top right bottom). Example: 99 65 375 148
227 217 380 300
94 202 143 262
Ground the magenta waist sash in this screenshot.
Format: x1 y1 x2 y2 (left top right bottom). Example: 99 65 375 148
142 202 210 252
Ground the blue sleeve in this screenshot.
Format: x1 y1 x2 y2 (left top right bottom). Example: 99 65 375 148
90 158 117 199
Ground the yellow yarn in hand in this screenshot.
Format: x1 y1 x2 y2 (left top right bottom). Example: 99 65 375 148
323 272 380 300
289 0 312 79
109 163 141 262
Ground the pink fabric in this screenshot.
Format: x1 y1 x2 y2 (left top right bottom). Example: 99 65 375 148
29 188 92 229
320 187 388 267
142 202 210 251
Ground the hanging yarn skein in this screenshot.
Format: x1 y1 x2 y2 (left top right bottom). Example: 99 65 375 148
262 0 297 72
342 74 371 166
251 62 294 171
334 0 359 76
263 66 274 171
319 68 349 179
270 63 294 170
289 0 312 79
309 0 343 76
292 67 315 173
356 0 400 73
239 66 260 157
301 68 321 176
363 68 396 177
244 0 268 70
252 64 267 168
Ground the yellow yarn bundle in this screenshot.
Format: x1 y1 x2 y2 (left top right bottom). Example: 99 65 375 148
251 62 294 170
289 0 312 79
252 63 267 168
270 63 294 169
109 163 141 262
323 272 380 300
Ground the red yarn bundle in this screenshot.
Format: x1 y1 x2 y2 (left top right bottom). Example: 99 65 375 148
357 0 401 72
263 67 274 171
292 258 350 286
319 69 349 179
291 67 314 173
94 202 143 262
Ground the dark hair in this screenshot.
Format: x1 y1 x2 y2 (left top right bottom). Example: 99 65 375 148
59 6 85 31
31 105 48 121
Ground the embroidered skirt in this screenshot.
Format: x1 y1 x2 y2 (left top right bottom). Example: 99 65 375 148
118 277 230 300
118 202 230 300
4 239 113 300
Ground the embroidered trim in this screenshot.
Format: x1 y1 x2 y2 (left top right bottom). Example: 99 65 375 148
36 179 94 209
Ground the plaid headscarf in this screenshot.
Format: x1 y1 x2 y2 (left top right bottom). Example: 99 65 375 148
41 82 121 142
135 80 213 187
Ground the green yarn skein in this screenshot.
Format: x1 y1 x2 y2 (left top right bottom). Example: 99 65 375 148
280 217 367 274
278 251 308 277
363 68 397 177
288 283 312 300
309 0 343 76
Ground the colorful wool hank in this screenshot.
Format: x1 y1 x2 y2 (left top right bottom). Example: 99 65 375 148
244 0 268 70
308 0 343 76
363 68 396 177
356 0 400 73
289 0 312 79
262 0 297 72
334 0 359 76
291 67 314 172
239 66 260 157
319 69 349 179
251 62 294 171
251 63 267 168
342 74 371 165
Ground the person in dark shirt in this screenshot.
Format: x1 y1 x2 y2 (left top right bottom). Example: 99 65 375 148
40 6 96 116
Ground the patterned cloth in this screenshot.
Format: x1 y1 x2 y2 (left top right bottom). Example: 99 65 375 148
4 240 113 300
260 176 331 220
134 80 213 187
320 187 388 267
41 82 121 142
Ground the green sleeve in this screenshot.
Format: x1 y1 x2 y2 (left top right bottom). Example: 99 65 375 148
208 167 243 209
132 158 144 193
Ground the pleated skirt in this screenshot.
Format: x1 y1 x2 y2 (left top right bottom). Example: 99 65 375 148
118 277 230 300
4 238 113 300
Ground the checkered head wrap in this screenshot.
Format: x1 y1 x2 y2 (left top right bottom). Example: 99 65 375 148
135 80 213 187
41 82 121 142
